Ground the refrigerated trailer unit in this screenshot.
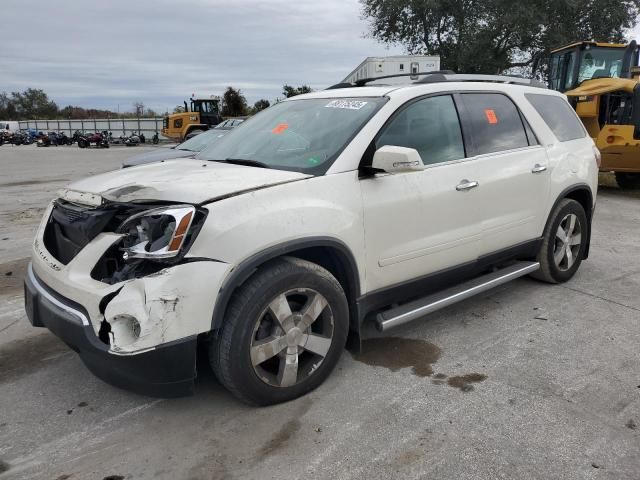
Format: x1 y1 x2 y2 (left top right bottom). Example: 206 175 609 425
342 55 441 84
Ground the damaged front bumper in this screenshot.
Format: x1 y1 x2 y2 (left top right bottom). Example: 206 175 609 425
25 200 232 397
24 263 198 397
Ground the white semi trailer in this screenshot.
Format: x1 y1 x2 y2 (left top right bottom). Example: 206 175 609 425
342 55 441 84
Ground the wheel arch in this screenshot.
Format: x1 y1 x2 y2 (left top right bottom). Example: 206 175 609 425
210 237 362 346
183 124 209 139
546 184 594 259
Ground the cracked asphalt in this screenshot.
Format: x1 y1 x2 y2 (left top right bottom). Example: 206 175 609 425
0 144 639 480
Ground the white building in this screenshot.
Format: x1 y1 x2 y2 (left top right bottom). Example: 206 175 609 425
342 55 441 84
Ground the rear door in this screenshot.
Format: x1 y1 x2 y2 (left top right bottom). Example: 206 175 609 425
457 92 551 256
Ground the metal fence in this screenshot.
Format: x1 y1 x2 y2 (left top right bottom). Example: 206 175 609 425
18 117 166 138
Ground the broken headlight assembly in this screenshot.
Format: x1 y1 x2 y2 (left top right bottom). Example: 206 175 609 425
117 205 196 260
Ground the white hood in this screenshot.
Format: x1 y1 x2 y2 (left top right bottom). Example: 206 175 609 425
59 159 311 205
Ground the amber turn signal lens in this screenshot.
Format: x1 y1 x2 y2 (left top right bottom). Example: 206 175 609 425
606 136 615 144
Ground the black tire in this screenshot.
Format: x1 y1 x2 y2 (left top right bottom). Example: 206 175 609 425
78 139 87 148
615 172 640 189
210 257 349 406
532 199 588 284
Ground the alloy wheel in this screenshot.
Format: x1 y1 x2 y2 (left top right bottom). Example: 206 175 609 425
250 288 334 388
553 213 582 271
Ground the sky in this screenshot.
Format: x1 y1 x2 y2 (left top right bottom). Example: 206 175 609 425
4 1 640 114
2 0 404 113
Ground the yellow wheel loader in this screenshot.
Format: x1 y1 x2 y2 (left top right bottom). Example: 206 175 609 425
549 41 640 188
161 96 222 142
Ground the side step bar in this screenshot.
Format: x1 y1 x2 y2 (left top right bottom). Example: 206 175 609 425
376 261 540 332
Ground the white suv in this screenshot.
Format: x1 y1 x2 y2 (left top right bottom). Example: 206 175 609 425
25 74 599 405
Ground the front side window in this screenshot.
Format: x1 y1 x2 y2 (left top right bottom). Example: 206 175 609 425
376 95 465 165
197 97 386 173
460 93 529 155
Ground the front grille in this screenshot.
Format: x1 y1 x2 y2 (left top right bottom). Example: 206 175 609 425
43 200 118 265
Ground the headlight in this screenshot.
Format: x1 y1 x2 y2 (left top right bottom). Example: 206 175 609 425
117 205 195 260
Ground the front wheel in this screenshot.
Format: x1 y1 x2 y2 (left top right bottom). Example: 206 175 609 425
210 257 349 405
532 198 588 284
615 172 640 189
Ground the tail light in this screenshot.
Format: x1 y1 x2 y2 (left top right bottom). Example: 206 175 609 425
592 146 602 168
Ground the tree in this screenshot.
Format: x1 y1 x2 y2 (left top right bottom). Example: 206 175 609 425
221 87 248 116
0 88 58 120
133 101 145 117
360 0 640 77
282 85 313 98
252 99 271 113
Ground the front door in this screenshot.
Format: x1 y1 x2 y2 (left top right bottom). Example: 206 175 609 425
360 94 484 293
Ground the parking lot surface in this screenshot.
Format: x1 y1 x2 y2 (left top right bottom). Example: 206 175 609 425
0 144 639 480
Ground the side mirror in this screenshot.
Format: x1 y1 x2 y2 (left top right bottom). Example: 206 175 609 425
372 145 424 173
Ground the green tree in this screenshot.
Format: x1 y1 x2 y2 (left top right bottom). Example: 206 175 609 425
252 99 271 113
282 85 313 98
360 0 640 77
221 87 248 116
1 88 58 120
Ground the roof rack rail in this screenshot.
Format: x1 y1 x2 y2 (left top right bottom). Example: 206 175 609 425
326 71 546 90
417 73 546 88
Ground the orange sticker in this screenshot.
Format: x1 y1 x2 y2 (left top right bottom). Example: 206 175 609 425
271 123 289 134
484 109 498 124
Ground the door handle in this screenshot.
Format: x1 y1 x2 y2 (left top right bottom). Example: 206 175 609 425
531 164 547 173
456 180 479 191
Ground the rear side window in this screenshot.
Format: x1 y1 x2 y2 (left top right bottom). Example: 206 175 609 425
525 93 586 142
460 93 530 155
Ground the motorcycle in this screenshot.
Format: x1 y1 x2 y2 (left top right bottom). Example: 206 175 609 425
37 133 52 147
124 131 141 147
77 131 109 148
152 131 159 144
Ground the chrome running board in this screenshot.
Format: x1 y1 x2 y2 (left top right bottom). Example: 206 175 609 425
376 261 540 332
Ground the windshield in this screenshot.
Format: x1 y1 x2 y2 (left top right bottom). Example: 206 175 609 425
578 47 625 83
177 129 227 152
196 97 386 173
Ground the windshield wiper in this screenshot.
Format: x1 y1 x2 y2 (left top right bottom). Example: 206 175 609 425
218 158 270 169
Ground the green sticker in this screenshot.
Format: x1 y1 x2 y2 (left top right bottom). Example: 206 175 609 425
307 156 321 165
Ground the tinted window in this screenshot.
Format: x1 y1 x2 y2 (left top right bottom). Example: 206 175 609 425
377 95 465 165
461 93 529 155
525 94 586 142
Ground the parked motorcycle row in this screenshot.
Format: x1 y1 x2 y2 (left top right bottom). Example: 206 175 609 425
0 129 160 148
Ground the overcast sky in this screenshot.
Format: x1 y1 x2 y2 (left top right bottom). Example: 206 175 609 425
4 1 640 114
2 0 404 113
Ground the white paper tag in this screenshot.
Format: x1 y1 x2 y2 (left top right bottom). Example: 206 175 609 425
325 100 368 110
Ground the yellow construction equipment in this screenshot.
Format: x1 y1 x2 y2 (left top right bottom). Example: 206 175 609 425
161 96 222 142
548 41 640 188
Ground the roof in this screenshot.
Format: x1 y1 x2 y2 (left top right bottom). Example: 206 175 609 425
290 80 560 101
551 41 627 54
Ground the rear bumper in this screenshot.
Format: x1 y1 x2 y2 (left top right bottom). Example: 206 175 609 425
24 263 197 398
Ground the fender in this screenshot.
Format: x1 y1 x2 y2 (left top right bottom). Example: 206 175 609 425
210 236 361 332
545 183 594 259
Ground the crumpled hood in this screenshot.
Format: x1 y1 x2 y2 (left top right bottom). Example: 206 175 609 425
60 158 311 206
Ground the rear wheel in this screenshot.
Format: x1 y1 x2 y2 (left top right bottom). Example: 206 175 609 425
209 257 349 405
615 172 640 189
532 199 588 284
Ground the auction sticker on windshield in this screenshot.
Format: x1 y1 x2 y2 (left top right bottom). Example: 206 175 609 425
325 100 368 110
